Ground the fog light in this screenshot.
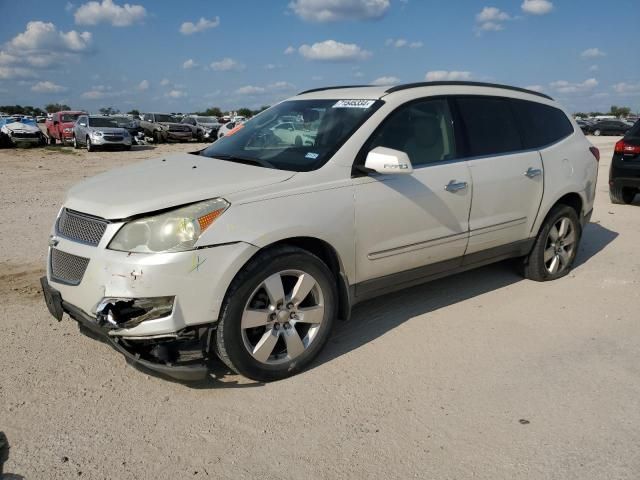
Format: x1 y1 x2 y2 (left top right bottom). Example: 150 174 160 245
96 296 174 329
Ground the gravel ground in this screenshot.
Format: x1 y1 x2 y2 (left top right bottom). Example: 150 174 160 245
0 136 639 479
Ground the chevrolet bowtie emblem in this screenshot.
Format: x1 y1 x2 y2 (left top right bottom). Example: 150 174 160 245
48 236 59 247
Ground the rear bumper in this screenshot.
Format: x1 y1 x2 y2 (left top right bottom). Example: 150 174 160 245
610 156 640 188
41 277 210 382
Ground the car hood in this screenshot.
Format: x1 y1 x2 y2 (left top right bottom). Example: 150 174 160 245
1 122 40 134
64 153 296 219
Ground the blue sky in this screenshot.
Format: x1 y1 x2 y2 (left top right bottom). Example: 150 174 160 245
0 0 638 114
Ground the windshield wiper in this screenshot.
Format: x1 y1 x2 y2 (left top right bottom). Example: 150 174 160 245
208 154 276 169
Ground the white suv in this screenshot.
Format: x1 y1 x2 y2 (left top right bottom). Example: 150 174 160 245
41 82 599 382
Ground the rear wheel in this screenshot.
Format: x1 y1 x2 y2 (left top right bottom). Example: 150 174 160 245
523 204 581 282
610 185 637 204
215 246 336 382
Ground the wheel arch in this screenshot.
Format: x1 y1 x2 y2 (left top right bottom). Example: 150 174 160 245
228 236 352 322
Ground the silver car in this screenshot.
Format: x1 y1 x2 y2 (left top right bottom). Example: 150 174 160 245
73 115 132 151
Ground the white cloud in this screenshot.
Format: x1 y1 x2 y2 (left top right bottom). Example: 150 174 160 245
137 79 149 91
75 0 146 26
549 78 598 93
235 81 296 96
289 0 390 22
581 48 605 58
31 81 67 93
524 84 544 92
6 21 91 53
179 16 220 35
160 78 170 86
612 82 640 94
0 21 92 73
81 84 123 99
385 38 423 48
65 2 75 11
0 66 35 79
425 70 472 81
210 57 244 71
589 64 599 72
521 0 553 15
475 7 512 33
371 76 400 86
284 46 296 55
264 63 278 70
235 85 266 95
298 40 372 62
182 58 198 69
166 89 186 98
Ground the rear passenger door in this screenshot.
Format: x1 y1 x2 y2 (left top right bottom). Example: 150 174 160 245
454 96 544 255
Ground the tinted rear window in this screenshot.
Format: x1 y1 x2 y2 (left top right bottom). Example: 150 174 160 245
456 97 522 157
626 120 640 140
511 100 574 149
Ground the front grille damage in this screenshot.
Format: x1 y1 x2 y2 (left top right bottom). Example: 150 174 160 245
56 208 108 246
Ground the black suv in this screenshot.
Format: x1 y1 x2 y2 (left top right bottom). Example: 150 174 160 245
588 119 631 136
610 120 640 204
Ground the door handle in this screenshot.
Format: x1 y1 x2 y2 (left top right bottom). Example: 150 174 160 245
524 167 542 178
445 180 468 193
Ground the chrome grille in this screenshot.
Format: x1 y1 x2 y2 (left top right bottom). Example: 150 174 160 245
56 208 108 246
104 135 124 141
50 249 90 285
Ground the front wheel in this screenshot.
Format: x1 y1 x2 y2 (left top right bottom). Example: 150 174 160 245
593 129 601 136
610 185 637 204
72 135 79 149
86 137 94 152
523 204 581 281
215 246 337 382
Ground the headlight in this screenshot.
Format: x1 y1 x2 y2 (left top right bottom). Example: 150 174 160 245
108 198 230 253
92 131 103 137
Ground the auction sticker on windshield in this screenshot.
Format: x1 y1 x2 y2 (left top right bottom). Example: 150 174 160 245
226 123 244 137
332 100 376 109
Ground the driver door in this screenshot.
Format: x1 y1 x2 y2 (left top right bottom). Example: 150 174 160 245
353 98 472 295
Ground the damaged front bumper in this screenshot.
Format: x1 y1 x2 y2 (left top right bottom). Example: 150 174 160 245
41 277 210 381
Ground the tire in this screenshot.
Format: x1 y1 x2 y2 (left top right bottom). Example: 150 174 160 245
72 135 79 149
124 144 132 151
86 137 93 152
610 185 637 204
48 134 56 145
215 246 337 382
60 135 66 146
593 129 601 136
523 204 581 282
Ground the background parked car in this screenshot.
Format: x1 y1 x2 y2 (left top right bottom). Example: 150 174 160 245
72 115 132 151
109 115 145 144
585 119 631 136
139 113 192 143
181 115 221 141
45 111 85 145
609 119 640 204
0 115 46 147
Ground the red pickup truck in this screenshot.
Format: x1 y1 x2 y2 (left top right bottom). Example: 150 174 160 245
45 111 85 145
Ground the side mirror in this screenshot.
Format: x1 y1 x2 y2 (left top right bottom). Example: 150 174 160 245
364 146 413 175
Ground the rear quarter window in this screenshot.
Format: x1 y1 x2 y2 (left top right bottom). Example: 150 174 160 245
511 100 574 149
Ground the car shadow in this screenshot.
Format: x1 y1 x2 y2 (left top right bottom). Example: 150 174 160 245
131 145 156 151
186 222 617 388
311 221 618 372
0 431 24 480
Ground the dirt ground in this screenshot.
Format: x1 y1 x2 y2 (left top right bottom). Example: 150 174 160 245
0 136 639 479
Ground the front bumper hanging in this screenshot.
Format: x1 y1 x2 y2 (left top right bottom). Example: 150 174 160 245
41 277 210 382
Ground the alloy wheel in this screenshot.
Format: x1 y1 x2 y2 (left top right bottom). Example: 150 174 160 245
241 270 325 365
544 217 576 274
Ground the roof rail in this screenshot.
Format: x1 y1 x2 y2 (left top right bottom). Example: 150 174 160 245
384 81 553 100
297 85 369 95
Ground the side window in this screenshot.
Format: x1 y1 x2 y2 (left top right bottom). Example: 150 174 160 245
368 98 456 166
511 99 574 149
456 96 522 157
143 114 153 122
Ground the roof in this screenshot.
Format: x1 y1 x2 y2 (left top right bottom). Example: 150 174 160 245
297 81 553 101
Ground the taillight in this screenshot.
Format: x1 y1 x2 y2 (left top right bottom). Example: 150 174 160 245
589 146 600 162
614 139 640 155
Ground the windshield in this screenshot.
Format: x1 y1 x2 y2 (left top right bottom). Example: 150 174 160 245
154 114 177 123
200 99 381 171
110 116 133 126
196 116 217 123
61 113 81 122
89 117 118 128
